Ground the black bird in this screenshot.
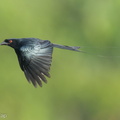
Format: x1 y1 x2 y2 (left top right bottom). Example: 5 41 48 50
0 38 80 87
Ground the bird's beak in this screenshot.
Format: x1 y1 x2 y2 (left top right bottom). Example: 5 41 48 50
0 41 8 45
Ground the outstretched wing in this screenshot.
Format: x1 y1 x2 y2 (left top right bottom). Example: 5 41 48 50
15 40 53 87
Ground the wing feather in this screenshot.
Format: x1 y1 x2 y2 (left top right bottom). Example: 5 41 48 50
23 66 37 87
30 61 50 77
15 40 53 87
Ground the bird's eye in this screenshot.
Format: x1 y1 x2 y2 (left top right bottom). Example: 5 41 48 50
9 40 13 43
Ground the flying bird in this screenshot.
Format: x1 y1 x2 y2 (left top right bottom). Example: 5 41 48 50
0 38 80 87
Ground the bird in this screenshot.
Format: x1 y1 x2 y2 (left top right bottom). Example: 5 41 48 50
0 38 80 87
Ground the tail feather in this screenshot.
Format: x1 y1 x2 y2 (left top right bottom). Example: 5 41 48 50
53 43 80 52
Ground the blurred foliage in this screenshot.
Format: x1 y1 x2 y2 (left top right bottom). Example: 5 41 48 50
0 0 120 120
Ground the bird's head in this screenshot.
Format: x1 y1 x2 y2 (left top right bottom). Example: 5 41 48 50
0 38 21 49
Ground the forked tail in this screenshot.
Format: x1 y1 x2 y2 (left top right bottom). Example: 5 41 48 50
53 43 80 52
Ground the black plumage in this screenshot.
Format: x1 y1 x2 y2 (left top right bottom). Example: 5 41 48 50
0 38 80 87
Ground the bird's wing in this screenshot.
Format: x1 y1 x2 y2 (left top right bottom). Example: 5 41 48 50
16 40 53 87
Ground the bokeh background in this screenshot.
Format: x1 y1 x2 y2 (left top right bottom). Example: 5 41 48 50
0 0 120 120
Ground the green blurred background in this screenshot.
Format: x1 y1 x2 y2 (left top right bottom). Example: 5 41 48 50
0 0 120 120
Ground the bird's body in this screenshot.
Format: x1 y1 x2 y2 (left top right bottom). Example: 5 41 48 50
0 38 80 87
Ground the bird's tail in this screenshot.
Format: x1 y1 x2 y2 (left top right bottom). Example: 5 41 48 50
53 43 80 52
